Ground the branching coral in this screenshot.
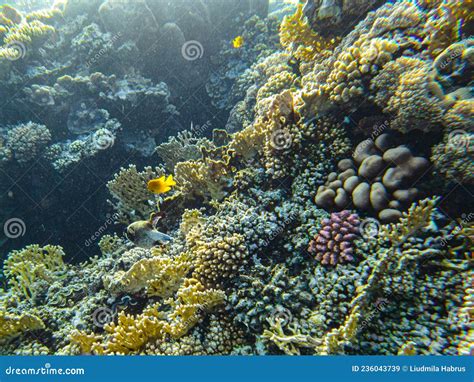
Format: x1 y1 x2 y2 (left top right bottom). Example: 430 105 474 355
379 197 440 247
4 244 65 301
308 211 360 266
75 278 225 355
193 233 249 289
0 310 45 343
280 3 338 62
107 165 164 224
0 3 59 62
174 157 233 202
104 251 192 298
155 130 211 172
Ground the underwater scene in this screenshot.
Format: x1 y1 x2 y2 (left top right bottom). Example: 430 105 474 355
0 0 472 356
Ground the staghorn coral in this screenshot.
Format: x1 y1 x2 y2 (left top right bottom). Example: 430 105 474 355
379 197 440 247
307 211 360 266
107 165 164 224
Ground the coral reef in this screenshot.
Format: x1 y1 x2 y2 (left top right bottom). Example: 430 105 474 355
0 0 472 358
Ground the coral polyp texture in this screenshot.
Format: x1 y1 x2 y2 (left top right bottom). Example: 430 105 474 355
0 0 472 357
308 211 360 266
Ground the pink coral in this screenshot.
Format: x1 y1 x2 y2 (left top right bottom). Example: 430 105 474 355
308 211 360 266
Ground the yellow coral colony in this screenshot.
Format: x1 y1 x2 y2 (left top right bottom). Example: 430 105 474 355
280 3 338 62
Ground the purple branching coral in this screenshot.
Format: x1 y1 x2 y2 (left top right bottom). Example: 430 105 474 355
308 211 360 266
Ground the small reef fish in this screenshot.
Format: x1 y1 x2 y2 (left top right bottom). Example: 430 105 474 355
232 35 244 49
147 174 176 194
126 213 172 249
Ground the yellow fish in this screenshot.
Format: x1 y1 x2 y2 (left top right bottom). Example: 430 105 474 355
232 35 244 49
147 175 176 194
